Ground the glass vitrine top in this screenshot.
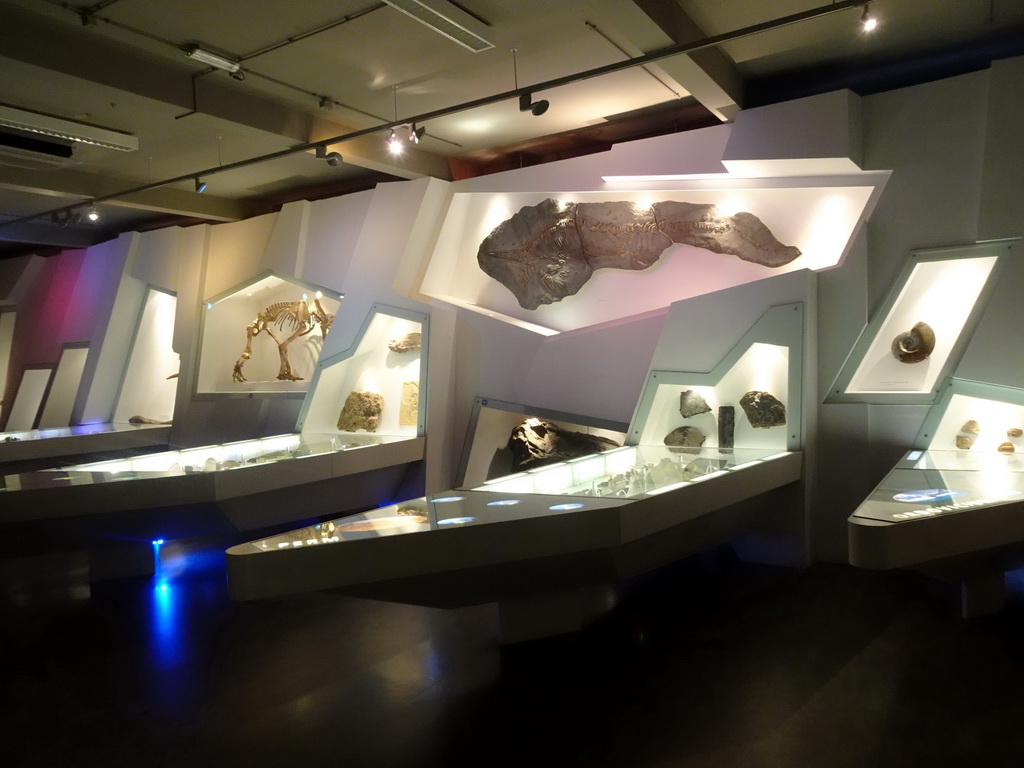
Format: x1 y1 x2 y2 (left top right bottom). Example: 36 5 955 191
0 422 166 444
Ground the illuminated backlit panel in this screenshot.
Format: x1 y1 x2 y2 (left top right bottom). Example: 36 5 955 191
0 309 14 423
421 183 878 335
298 304 428 438
113 287 179 424
6 367 52 431
829 243 1011 403
37 343 90 429
195 271 342 396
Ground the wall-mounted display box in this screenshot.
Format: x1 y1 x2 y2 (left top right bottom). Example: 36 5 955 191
849 379 1024 616
827 242 1013 404
226 303 804 642
196 272 342 397
0 305 428 547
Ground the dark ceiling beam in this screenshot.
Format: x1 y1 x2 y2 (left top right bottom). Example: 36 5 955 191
0 219 103 248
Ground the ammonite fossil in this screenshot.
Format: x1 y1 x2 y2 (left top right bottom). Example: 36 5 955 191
891 321 935 364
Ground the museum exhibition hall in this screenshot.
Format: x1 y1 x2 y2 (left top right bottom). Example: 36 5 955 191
3 0 1024 765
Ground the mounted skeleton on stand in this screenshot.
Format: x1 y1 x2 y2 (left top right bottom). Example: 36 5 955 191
232 298 333 382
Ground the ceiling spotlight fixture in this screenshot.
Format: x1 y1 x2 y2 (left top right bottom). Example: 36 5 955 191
408 123 426 144
519 92 549 116
194 177 207 193
87 207 100 222
318 95 332 110
186 46 245 79
315 144 343 166
387 129 404 156
511 48 549 117
861 3 878 32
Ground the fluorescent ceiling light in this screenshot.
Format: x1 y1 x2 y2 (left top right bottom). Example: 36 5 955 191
0 103 137 152
186 46 241 73
382 0 494 52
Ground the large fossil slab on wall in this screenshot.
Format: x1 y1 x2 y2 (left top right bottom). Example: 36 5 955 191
478 199 801 309
507 418 620 473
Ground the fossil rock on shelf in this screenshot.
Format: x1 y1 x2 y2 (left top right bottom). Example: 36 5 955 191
663 425 706 453
961 420 980 434
1008 427 1023 438
891 321 935 364
478 198 801 309
998 441 1016 454
337 391 384 432
507 418 620 473
719 406 735 450
739 391 786 428
388 332 421 353
400 381 419 426
956 435 974 450
679 389 711 418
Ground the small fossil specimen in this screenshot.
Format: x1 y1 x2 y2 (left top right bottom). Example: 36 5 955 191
891 321 935 364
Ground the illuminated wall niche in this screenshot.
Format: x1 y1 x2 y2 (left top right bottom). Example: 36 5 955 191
0 307 15 423
196 272 342 396
113 286 179 424
298 304 427 438
828 242 1011 403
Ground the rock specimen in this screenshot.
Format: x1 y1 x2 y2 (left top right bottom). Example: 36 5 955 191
128 415 172 425
719 406 735 449
337 391 384 432
961 420 980 434
679 389 711 418
891 321 935 364
478 198 802 309
664 425 706 453
400 381 419 426
507 417 620 472
739 391 786 428
998 441 1016 454
1008 428 1023 438
388 332 422 353
956 435 974 450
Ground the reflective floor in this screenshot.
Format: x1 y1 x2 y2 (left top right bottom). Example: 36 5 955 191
4 541 1024 767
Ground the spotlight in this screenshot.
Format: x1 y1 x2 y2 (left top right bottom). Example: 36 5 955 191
387 129 404 156
86 207 99 222
519 92 549 116
408 123 426 144
861 4 878 32
195 177 207 193
315 144 343 166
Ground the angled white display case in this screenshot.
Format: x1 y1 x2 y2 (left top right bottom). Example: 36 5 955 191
0 287 177 465
0 304 429 551
849 379 1024 616
196 271 342 397
827 242 1011 404
226 302 805 642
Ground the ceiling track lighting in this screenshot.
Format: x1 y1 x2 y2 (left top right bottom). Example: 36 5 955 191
861 3 878 32
387 86 405 156
408 123 426 144
315 144 343 166
511 48 549 117
186 46 245 80
194 177 207 193
0 104 137 151
86 206 100 222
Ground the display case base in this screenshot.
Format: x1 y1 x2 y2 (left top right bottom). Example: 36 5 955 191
498 585 616 644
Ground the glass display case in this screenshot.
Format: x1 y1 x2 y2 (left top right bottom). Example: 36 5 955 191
849 380 1024 585
828 242 1012 404
196 271 342 396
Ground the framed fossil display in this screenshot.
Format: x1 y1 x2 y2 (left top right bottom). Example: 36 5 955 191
827 242 1011 404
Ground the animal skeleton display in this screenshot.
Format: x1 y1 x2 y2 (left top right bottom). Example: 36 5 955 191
232 298 333 382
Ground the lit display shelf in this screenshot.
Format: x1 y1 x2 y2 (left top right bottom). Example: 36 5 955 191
227 302 805 641
848 379 1024 616
0 422 170 465
227 449 802 609
0 304 429 544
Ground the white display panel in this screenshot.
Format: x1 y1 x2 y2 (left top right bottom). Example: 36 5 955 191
299 306 426 437
634 343 789 451
196 273 341 395
846 257 996 394
6 367 52 431
113 288 179 424
422 185 875 334
37 345 89 428
0 309 14 423
924 393 1024 455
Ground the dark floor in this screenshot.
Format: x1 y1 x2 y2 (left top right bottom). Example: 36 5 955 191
4 540 1024 768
